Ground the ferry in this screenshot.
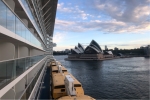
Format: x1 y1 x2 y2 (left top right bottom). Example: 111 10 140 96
49 60 95 99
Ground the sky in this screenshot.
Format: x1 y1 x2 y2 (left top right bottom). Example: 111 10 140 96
53 0 150 51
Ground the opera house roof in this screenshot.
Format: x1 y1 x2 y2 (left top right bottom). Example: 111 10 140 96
71 40 103 54
104 51 113 55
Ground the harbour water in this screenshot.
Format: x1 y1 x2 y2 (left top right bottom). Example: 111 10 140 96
55 55 150 99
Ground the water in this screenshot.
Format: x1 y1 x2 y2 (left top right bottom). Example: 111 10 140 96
54 55 150 99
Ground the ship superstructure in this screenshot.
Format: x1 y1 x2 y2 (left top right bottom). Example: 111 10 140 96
0 0 57 99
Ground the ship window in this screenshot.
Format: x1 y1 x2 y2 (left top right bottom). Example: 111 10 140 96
74 84 81 87
54 85 65 89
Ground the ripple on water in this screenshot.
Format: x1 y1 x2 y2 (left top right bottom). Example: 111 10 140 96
54 56 150 99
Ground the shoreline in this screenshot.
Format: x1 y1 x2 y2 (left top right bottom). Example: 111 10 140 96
65 57 123 61
64 56 147 61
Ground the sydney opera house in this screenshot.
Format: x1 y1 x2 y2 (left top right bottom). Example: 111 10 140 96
65 40 113 60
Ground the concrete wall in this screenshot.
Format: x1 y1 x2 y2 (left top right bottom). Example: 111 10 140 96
97 54 104 59
0 41 45 61
68 54 105 59
18 46 29 58
0 42 15 61
103 54 113 58
80 54 102 59
30 49 44 56
15 45 19 58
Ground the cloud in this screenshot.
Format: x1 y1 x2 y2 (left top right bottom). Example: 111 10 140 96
56 0 150 34
53 38 150 50
55 19 150 33
57 3 93 20
53 32 66 43
57 3 72 13
53 45 74 51
100 38 150 49
73 7 89 20
87 0 150 23
55 19 86 32
55 19 75 26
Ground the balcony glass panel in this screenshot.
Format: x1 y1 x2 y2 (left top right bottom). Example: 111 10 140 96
26 28 31 42
0 1 6 28
0 55 46 89
6 7 15 33
16 17 22 37
0 0 44 49
21 63 43 99
19 0 44 41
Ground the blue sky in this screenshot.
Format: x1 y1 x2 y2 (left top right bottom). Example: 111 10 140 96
53 0 150 51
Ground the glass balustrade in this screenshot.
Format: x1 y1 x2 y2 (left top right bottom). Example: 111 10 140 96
19 0 44 41
21 65 43 99
0 55 46 89
0 0 43 49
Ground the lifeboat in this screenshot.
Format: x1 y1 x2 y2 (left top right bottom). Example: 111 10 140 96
50 60 94 99
52 72 84 99
51 65 68 74
58 95 95 100
50 61 61 67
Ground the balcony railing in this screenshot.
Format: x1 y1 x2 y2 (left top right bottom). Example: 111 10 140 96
0 55 46 90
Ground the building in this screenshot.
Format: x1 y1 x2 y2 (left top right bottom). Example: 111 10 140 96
140 46 145 49
141 45 150 56
71 40 103 54
66 40 113 60
0 0 57 99
65 49 70 53
145 45 150 56
103 51 113 58
114 47 119 50
105 45 108 50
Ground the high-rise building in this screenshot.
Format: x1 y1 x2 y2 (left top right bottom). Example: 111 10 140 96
143 45 150 56
114 47 119 50
0 0 57 99
65 49 70 53
105 45 108 50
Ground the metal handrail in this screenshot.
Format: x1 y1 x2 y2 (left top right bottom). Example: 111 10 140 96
28 59 48 99
0 55 46 90
0 56 47 98
18 61 45 99
0 54 44 63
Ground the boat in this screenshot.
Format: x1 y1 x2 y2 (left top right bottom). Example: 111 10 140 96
51 65 68 74
58 95 95 100
49 60 95 99
50 61 62 66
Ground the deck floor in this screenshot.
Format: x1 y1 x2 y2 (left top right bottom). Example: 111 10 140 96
38 67 51 99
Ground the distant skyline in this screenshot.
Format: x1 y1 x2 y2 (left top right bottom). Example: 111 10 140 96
53 0 150 51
